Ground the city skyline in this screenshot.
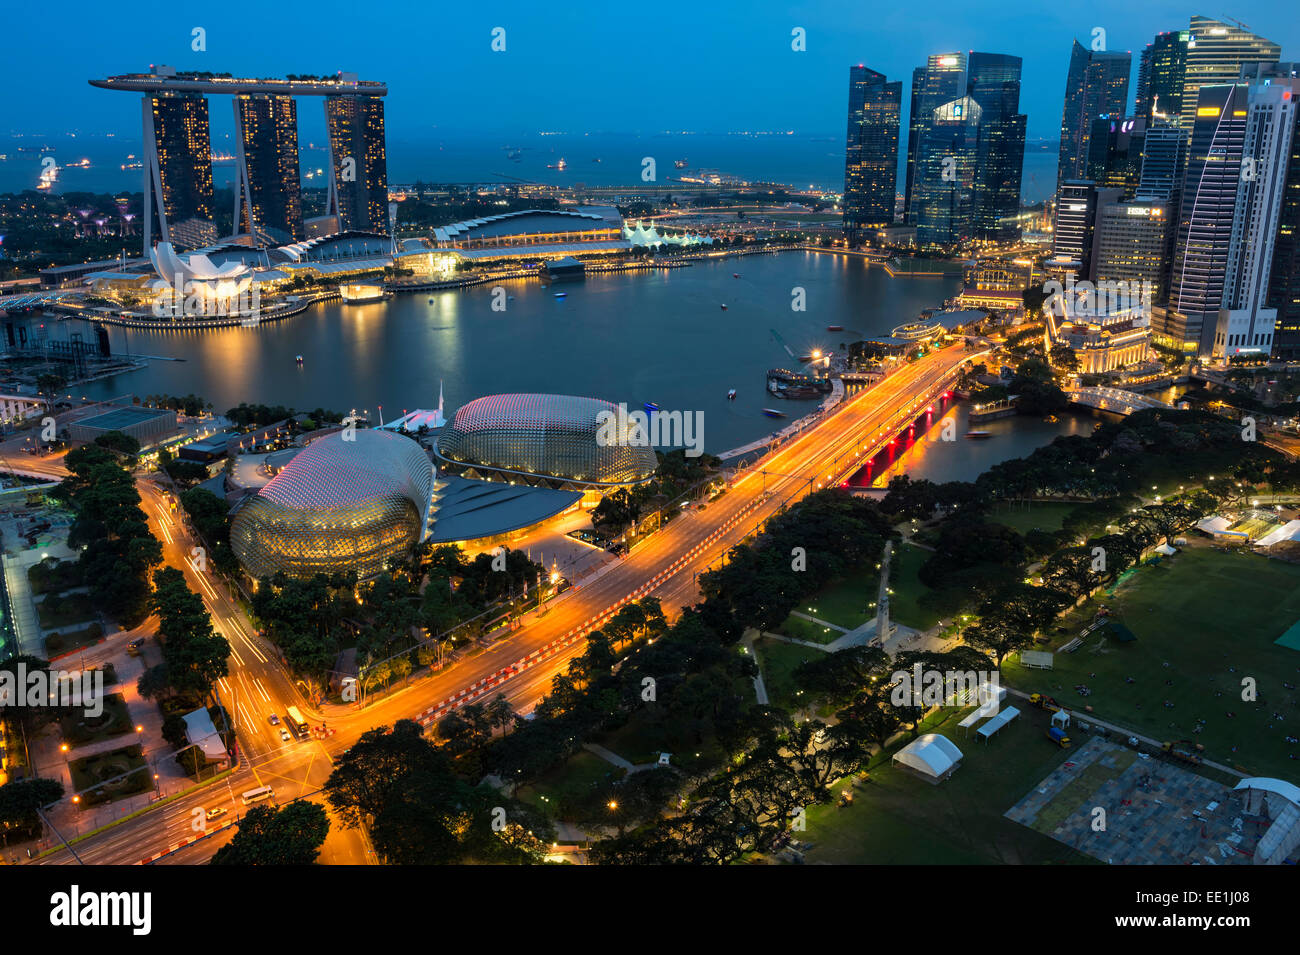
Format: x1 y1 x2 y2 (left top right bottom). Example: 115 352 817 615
2 1 1297 145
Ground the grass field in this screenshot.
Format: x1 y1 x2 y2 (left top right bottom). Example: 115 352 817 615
754 637 826 712
774 540 943 638
985 501 1078 536
1003 543 1300 780
802 708 1095 865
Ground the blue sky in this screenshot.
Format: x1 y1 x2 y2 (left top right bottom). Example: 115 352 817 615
3 0 1296 142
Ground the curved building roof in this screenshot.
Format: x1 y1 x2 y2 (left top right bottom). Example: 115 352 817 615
436 393 657 488
231 429 433 581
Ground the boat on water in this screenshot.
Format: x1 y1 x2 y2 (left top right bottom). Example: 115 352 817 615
295 355 304 365
733 273 740 278
553 291 567 299
727 389 737 401
1044 414 1059 423
720 304 728 310
964 430 991 439
675 159 689 169
826 325 844 332
762 408 786 418
547 158 567 170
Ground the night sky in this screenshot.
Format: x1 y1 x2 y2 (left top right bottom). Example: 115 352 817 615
3 1 1296 142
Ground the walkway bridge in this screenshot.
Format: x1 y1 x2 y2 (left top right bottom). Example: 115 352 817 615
1064 386 1174 416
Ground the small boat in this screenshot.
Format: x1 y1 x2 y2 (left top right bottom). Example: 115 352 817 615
295 355 304 365
675 159 689 169
720 304 728 310
1044 414 1059 423
733 273 740 278
827 325 844 332
727 389 737 401
964 430 991 439
554 291 567 299
762 408 786 418
428 298 435 304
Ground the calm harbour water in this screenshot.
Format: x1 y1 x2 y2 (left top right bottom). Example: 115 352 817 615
37 250 1084 473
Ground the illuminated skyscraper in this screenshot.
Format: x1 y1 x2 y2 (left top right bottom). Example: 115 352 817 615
1135 122 1187 201
1180 17 1280 133
326 93 389 233
904 53 966 224
1086 116 1146 197
842 66 901 242
234 94 303 244
1136 30 1190 124
1266 66 1300 359
1159 83 1248 354
913 96 981 247
967 52 1027 242
143 92 217 250
1057 40 1131 185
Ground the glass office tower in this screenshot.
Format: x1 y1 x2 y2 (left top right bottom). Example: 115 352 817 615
842 66 902 242
1057 40 1131 185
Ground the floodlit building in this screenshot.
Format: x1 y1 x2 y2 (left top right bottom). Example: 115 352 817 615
842 65 901 241
1057 40 1131 185
435 393 658 491
230 429 434 582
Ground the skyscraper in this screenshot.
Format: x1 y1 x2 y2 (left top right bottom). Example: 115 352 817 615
1180 17 1281 132
1057 40 1132 185
326 93 389 233
967 52 1027 241
234 94 303 244
1159 83 1249 354
1135 122 1187 201
1136 30 1190 124
144 93 217 251
913 96 982 247
842 66 902 242
1086 116 1146 197
1213 73 1298 358
1093 199 1173 300
904 53 966 224
1266 67 1300 359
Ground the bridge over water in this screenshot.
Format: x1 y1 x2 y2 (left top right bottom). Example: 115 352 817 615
1064 386 1174 416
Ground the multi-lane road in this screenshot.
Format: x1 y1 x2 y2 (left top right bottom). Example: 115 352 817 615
30 340 976 864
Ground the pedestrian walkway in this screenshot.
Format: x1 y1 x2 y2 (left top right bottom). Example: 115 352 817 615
789 611 848 633
581 742 658 774
2 553 39 657
741 631 769 704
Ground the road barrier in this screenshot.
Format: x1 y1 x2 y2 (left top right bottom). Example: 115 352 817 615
136 818 234 865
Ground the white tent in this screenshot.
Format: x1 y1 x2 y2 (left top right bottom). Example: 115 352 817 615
1052 709 1071 728
976 706 1020 742
1154 542 1177 556
1255 520 1300 548
892 733 963 783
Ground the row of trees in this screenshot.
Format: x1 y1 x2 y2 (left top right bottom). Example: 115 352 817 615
52 444 161 626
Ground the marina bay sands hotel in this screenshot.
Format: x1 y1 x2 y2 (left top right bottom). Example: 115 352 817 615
90 67 388 252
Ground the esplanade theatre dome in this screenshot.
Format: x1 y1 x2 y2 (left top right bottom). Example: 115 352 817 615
231 429 434 581
434 393 657 489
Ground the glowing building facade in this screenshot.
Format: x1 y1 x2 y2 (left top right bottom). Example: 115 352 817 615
230 430 434 581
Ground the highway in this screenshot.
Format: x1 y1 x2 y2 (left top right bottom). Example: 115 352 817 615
28 341 977 864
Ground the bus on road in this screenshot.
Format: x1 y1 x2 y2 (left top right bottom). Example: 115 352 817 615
285 706 309 740
241 785 274 805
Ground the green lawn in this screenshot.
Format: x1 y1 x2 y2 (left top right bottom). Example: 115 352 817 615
514 751 622 815
888 542 944 631
776 614 844 644
1003 543 1300 780
802 709 1096 865
753 637 826 712
985 501 1078 536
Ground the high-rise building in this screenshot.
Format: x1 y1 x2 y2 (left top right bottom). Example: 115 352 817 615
326 93 389 233
1135 121 1187 201
1266 67 1300 359
1213 73 1298 358
913 96 982 247
1047 180 1122 280
1086 116 1146 196
1057 40 1131 185
1137 31 1190 124
234 94 303 244
1159 83 1249 354
1180 17 1280 132
143 93 217 251
1093 199 1173 300
842 66 902 242
967 52 1027 242
904 53 966 224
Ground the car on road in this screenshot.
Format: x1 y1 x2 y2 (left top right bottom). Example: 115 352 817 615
268 714 280 725
205 807 228 821
279 728 292 742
